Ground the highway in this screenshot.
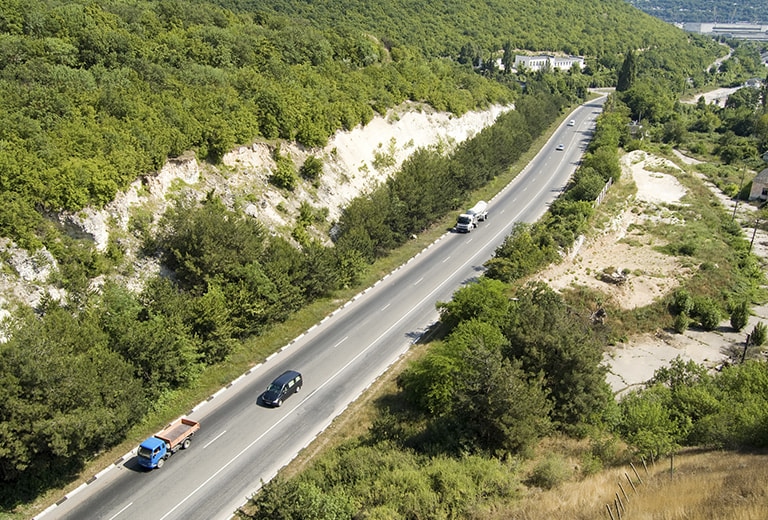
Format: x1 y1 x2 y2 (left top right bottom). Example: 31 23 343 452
37 94 606 520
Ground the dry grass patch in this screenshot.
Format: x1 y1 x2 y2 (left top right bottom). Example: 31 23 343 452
493 450 768 520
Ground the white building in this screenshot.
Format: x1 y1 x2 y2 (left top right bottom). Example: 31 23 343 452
683 23 768 41
514 55 585 72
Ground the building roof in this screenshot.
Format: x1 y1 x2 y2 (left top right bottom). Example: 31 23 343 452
753 168 768 184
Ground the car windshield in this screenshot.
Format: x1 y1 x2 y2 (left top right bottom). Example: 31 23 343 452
267 383 282 393
137 446 153 459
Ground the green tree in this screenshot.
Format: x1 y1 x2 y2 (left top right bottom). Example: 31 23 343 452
694 361 768 448
398 319 507 416
191 280 237 363
693 297 721 331
106 280 202 391
436 277 511 333
616 49 636 92
622 79 676 123
485 223 555 282
159 195 267 292
0 304 144 486
618 385 681 458
504 282 611 429
270 148 298 191
451 344 551 455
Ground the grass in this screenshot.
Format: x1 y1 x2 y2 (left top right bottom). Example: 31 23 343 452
498 449 768 520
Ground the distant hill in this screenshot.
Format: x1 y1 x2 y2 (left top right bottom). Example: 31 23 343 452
624 0 768 24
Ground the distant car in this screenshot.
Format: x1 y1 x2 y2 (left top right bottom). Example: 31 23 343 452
556 144 565 151
262 370 303 407
568 119 576 126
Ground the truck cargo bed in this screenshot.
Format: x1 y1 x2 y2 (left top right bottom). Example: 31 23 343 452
155 418 199 447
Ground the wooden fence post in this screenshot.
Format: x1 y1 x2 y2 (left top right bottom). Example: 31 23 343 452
630 462 644 485
625 472 637 493
618 481 629 503
607 504 615 520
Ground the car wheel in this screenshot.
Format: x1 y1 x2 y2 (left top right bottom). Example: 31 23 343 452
277 399 283 407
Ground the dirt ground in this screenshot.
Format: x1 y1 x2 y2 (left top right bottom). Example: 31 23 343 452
534 149 768 396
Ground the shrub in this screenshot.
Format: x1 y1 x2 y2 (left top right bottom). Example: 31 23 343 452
590 434 622 467
694 297 721 331
678 241 697 256
670 289 694 316
526 455 573 490
270 147 298 190
730 301 750 331
751 322 767 346
674 312 691 333
300 155 324 181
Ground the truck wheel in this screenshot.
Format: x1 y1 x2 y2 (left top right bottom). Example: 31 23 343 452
182 438 191 450
156 457 165 469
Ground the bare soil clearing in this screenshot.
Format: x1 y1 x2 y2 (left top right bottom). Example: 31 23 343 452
533 149 768 395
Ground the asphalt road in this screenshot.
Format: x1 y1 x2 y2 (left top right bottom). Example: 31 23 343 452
37 94 606 520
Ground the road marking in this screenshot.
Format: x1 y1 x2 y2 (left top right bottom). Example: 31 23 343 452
333 336 348 348
413 277 423 285
203 430 227 449
158 99 606 520
441 256 451 263
381 303 390 311
108 502 132 520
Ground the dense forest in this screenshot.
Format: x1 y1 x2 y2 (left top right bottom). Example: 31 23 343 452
0 0 759 516
625 0 768 24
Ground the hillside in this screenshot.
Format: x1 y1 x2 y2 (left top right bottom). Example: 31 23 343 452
223 0 708 59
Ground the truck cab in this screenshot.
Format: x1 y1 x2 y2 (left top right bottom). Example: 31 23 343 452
455 201 488 233
137 437 169 469
455 213 476 233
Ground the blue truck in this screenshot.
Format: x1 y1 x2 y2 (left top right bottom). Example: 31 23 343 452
137 417 200 469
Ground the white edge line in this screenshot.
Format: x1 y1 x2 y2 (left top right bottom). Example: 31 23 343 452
65 482 88 500
34 504 59 519
95 465 115 479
